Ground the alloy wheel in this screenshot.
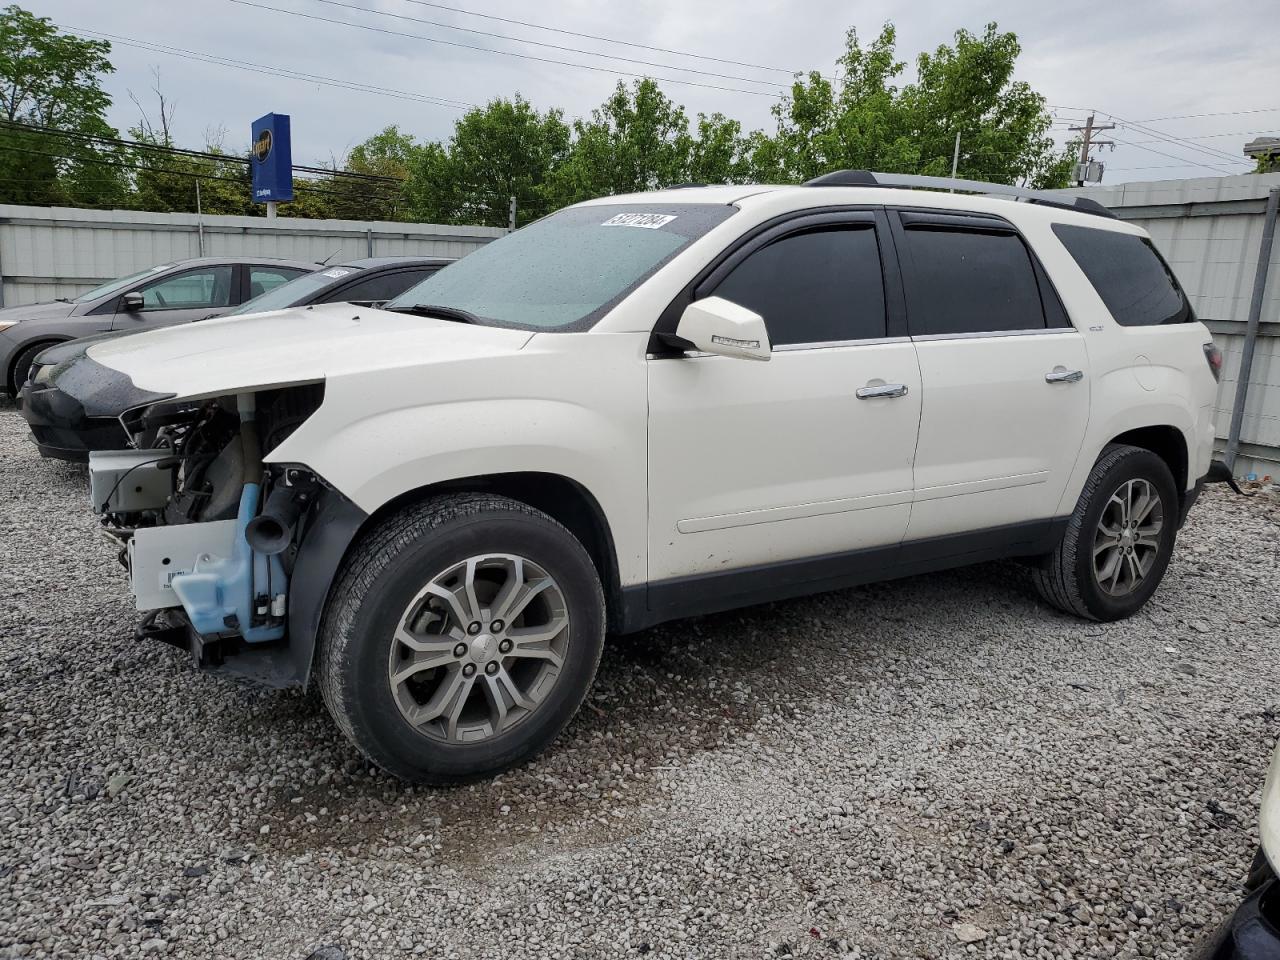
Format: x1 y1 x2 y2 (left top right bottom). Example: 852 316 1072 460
388 554 569 743
1091 478 1164 597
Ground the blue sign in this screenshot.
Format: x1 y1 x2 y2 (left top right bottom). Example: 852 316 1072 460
250 113 293 203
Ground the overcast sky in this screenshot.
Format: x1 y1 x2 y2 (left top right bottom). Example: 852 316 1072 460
28 0 1280 185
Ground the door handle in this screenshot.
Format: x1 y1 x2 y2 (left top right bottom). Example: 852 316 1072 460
856 383 909 399
1045 368 1084 384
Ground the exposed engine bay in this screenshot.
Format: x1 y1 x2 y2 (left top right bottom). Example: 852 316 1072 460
89 384 327 676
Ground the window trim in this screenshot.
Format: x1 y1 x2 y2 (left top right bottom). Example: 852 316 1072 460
888 208 1072 338
649 205 904 354
911 328 1077 343
773 335 911 352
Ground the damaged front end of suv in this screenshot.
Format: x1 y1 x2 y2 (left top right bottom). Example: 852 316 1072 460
92 381 365 687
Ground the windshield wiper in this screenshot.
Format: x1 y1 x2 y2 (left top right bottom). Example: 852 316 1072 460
385 302 479 324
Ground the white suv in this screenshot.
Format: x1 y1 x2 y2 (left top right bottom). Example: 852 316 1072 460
81 172 1223 783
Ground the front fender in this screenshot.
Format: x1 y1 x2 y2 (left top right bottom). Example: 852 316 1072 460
267 337 649 587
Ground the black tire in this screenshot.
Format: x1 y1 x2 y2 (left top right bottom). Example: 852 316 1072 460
7 341 54 395
1031 444 1179 621
317 493 605 784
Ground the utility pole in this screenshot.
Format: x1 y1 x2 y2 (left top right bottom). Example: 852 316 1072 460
508 195 517 231
1070 113 1115 186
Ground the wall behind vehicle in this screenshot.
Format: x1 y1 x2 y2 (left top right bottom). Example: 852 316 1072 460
0 204 506 307
1056 173 1280 480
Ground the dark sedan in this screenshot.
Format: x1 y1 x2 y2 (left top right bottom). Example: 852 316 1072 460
17 257 452 461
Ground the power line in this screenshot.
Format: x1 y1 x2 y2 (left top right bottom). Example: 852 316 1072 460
62 25 475 112
1133 106 1280 123
1107 135 1240 175
0 119 408 185
1104 113 1248 164
0 143 404 202
226 0 786 99
1122 128 1278 145
305 0 781 87
400 0 797 75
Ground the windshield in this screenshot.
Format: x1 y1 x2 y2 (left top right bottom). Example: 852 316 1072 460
74 264 175 303
385 203 736 330
229 265 360 315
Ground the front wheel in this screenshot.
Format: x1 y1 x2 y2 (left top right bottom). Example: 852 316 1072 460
1031 444 1179 621
318 493 605 784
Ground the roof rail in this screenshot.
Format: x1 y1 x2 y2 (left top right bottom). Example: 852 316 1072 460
802 170 1116 220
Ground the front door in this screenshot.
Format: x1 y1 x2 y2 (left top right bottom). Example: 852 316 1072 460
111 264 237 330
647 212 922 591
889 210 1091 541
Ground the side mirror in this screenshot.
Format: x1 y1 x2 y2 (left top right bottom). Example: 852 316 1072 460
120 291 145 312
674 296 771 362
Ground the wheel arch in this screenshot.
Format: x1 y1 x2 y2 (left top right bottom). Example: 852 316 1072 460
289 470 626 689
370 471 625 630
1107 424 1189 496
6 335 71 393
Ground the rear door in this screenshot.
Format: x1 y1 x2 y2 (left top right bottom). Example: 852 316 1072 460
891 210 1091 541
247 264 310 302
647 210 921 585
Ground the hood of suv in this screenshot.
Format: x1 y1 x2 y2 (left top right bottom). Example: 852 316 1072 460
84 302 536 401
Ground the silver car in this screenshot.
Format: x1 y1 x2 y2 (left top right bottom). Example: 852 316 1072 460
0 257 315 394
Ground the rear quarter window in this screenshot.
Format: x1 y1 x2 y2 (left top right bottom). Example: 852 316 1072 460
1052 224 1193 326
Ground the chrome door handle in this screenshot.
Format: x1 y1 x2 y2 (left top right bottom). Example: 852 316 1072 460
1045 369 1084 384
856 383 909 399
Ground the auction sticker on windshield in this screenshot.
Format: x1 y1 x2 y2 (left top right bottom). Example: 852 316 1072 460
601 213 678 229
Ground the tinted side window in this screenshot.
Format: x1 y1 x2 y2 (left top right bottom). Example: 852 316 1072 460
138 266 234 310
249 267 307 299
710 227 885 345
331 268 437 304
900 227 1045 336
1053 224 1192 326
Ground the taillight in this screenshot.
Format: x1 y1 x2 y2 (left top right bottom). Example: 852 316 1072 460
1203 342 1223 381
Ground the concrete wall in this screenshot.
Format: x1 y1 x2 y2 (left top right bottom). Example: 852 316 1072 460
0 205 506 307
1057 174 1280 479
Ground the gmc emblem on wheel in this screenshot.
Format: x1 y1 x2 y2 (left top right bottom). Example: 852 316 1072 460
252 129 272 162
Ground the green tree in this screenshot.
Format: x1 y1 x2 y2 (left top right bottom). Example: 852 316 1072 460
753 23 1072 188
688 112 751 184
409 96 569 228
0 4 128 207
550 80 692 205
315 125 418 221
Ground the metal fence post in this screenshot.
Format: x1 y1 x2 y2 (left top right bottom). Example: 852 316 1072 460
1225 186 1280 470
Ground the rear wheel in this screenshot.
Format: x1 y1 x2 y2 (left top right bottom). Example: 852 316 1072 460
318 493 605 784
1031 444 1179 621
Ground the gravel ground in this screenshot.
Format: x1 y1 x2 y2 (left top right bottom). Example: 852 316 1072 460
2 394 1279 960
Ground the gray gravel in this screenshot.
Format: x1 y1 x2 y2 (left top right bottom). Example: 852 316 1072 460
1 394 1278 960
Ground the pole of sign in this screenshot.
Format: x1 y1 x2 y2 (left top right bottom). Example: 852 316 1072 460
195 179 205 256
266 202 277 220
